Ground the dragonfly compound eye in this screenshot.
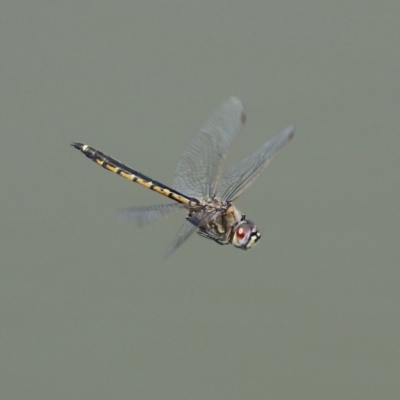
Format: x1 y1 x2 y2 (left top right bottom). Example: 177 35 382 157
232 220 261 250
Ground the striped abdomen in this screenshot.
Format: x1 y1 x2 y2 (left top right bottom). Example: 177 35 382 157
71 142 190 205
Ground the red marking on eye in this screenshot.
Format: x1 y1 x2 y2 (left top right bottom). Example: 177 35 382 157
236 227 246 239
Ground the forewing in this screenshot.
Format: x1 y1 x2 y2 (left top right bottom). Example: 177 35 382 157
218 125 295 201
118 203 186 227
173 97 245 198
164 221 197 258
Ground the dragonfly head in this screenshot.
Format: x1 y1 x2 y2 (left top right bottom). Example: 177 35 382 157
231 219 261 250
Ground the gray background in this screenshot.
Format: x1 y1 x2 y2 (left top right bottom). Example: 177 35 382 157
1 1 399 399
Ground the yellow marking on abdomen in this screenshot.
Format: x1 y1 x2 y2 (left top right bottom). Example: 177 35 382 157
94 159 120 174
104 164 119 174
133 178 190 204
119 171 135 181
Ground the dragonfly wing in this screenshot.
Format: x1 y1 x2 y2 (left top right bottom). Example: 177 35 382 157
164 221 197 258
173 97 245 199
218 125 295 201
118 203 186 227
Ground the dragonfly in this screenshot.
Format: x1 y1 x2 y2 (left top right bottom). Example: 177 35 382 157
71 97 294 257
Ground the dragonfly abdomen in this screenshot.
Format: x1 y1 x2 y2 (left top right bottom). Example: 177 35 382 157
71 142 190 204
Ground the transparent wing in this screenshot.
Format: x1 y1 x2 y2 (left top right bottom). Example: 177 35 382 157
164 221 197 258
218 125 295 201
173 97 246 199
118 203 186 227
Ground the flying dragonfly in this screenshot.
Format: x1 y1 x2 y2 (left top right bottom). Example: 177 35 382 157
71 97 294 257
